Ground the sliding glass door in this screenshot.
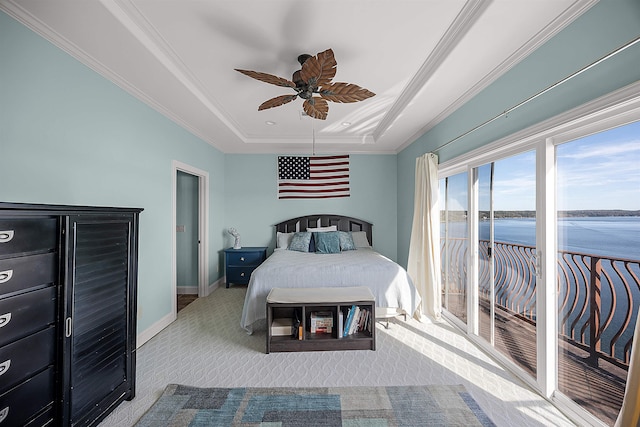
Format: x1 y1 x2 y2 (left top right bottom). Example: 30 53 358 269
440 172 468 325
477 164 493 343
555 120 640 425
438 115 639 426
475 152 538 378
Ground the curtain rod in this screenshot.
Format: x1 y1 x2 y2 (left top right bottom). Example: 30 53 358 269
433 35 640 153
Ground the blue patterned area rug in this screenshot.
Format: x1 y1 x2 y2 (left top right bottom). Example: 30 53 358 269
135 384 496 426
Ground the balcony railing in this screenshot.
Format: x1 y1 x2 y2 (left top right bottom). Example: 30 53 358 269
441 237 640 369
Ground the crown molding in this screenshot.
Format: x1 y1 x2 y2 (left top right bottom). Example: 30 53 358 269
100 0 246 140
0 0 239 151
395 0 599 153
373 0 490 142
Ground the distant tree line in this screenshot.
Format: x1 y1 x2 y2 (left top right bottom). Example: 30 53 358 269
441 210 640 221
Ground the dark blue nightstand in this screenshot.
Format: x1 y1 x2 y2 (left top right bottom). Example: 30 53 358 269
224 247 267 288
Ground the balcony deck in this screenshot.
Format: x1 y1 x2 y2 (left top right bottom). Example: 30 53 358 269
447 296 625 426
442 237 638 426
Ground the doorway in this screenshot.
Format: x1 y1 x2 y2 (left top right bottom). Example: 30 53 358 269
172 161 209 316
176 170 199 311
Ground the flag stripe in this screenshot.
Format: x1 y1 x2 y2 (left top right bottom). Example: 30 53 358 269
279 194 350 199
279 181 350 187
278 155 350 199
279 190 349 194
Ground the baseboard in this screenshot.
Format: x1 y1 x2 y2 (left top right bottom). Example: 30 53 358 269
137 310 176 348
205 277 223 296
177 286 198 294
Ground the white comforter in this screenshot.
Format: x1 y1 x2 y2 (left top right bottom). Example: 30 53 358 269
240 248 421 332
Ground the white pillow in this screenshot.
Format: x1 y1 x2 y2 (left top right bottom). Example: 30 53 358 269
351 231 371 248
307 226 337 232
276 232 295 248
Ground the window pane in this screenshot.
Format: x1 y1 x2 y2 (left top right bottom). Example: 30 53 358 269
476 152 537 378
478 164 492 343
556 120 640 426
440 172 468 324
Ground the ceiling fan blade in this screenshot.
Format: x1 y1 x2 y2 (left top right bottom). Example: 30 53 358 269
319 82 375 103
258 94 299 111
235 69 296 88
302 97 329 120
299 48 337 87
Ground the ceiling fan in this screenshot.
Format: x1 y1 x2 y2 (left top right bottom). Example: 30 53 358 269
235 48 375 120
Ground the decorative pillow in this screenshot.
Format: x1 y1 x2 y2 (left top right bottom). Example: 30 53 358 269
288 232 312 252
338 231 356 251
276 232 294 249
313 231 341 254
309 234 316 253
351 231 371 248
307 226 337 252
307 226 337 232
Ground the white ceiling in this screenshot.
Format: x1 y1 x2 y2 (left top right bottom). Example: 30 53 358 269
1 0 596 154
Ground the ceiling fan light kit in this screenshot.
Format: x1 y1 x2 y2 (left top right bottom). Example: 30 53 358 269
235 48 375 120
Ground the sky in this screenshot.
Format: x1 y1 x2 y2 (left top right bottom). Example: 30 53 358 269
442 120 640 211
556 121 640 211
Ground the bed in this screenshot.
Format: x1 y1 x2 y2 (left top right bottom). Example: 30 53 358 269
240 214 421 333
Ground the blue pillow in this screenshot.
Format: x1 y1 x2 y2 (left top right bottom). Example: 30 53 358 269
309 233 316 253
314 231 341 254
338 231 356 251
288 232 312 252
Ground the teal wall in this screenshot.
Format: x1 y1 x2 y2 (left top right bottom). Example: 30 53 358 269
223 154 398 260
0 12 226 333
396 0 640 268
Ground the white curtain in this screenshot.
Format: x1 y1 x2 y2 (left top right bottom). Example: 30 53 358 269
615 312 640 427
407 152 441 321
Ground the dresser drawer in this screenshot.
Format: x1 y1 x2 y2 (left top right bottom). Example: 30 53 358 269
0 218 57 257
0 326 55 394
0 367 55 427
226 250 264 266
226 267 256 284
0 252 57 297
23 404 54 427
0 287 56 348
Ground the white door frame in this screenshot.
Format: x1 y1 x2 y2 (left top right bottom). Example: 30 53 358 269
172 160 209 315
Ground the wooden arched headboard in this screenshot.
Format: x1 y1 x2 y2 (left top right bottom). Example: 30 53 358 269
274 214 373 246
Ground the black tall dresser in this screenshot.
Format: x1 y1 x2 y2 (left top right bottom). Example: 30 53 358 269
0 202 142 427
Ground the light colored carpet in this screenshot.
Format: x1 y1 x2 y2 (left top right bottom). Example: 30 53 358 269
99 286 575 427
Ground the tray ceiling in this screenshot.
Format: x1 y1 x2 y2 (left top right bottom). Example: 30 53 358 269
1 0 596 154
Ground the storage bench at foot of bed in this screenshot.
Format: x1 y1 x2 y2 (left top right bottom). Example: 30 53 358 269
266 287 376 354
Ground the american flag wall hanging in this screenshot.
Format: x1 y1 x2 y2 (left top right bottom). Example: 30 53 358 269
277 155 350 199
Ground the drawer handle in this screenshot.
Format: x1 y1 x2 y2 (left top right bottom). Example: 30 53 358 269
240 257 245 262
0 313 11 328
240 272 245 277
0 270 13 284
0 407 7 423
65 317 73 338
0 360 10 376
0 230 14 243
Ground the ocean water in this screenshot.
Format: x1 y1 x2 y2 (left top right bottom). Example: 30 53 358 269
448 216 640 261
